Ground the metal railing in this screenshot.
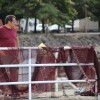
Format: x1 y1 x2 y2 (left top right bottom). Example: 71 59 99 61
0 47 96 100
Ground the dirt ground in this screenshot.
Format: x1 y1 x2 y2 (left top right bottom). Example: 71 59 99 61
1 90 97 100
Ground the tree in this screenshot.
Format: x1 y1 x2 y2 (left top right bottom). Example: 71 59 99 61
0 0 23 23
52 0 76 24
0 0 9 23
71 0 89 32
37 0 76 32
86 0 100 31
0 0 76 33
12 0 41 33
72 0 100 32
72 0 88 19
36 3 60 32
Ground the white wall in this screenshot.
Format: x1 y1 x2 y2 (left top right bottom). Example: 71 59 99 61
79 17 98 31
74 18 99 32
20 18 39 32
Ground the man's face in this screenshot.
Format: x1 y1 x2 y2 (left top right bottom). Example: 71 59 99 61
10 17 17 28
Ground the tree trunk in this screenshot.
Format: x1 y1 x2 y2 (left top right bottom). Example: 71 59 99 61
42 20 45 33
24 17 28 34
58 25 60 33
72 19 74 33
98 21 100 32
63 24 66 33
34 18 37 33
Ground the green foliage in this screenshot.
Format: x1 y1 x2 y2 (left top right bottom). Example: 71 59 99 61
86 0 100 21
72 0 100 22
0 0 5 10
52 0 76 23
0 0 76 24
72 0 87 19
37 3 59 21
37 0 76 26
0 0 100 31
13 0 40 18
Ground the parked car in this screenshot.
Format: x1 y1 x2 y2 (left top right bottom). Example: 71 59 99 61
48 24 62 33
36 24 42 32
65 24 72 32
36 24 48 32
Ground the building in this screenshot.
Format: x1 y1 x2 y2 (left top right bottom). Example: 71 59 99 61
74 17 99 32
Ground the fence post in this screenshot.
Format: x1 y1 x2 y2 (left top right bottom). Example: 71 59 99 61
98 93 100 100
55 68 58 92
29 48 32 100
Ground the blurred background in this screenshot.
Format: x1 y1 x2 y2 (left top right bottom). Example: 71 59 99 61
0 0 100 34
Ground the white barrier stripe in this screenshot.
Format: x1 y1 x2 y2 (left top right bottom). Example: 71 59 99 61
0 79 96 85
0 81 29 85
30 63 94 67
0 46 93 50
0 63 94 68
0 46 71 50
31 79 96 84
0 47 39 50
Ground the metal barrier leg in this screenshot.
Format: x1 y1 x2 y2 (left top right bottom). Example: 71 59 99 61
29 48 32 100
98 94 100 100
55 68 58 92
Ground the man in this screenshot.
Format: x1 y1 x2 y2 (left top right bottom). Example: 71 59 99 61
0 15 18 47
0 15 19 96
